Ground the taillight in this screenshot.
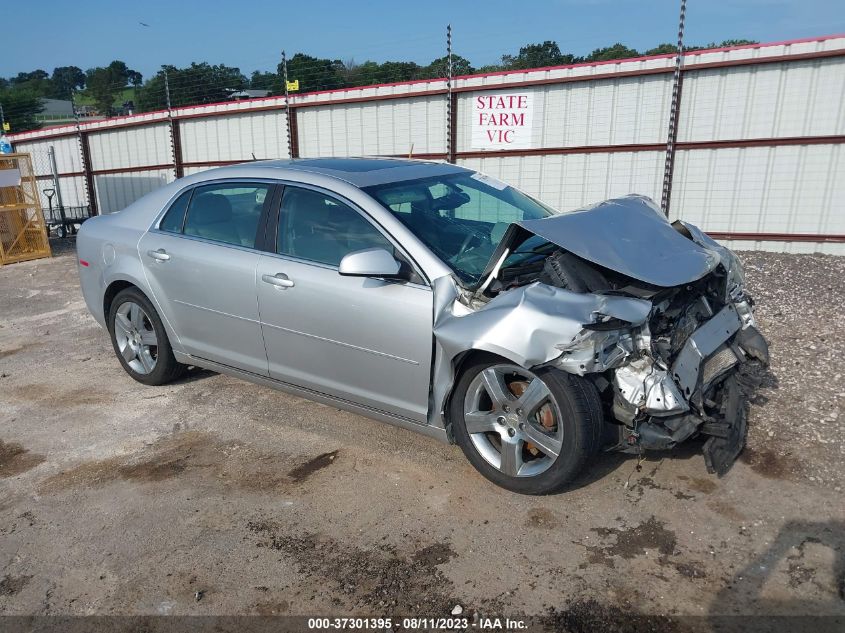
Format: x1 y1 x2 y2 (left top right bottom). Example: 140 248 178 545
79 259 90 267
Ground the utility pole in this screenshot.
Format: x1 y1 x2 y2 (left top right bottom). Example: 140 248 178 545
282 50 293 160
660 0 687 216
0 102 6 132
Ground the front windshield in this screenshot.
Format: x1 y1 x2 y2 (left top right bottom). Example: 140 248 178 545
364 171 555 284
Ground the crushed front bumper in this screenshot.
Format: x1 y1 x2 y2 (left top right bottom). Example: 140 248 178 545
607 298 769 475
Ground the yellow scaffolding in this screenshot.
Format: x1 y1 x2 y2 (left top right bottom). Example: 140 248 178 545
0 153 52 265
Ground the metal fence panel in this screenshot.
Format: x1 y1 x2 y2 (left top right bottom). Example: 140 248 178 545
87 124 172 171
297 95 448 157
679 58 845 141
180 110 291 163
671 143 845 232
93 169 172 215
5 35 845 251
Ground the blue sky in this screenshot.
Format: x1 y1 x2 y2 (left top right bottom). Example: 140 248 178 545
4 0 844 79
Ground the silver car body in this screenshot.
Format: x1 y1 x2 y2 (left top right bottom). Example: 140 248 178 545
77 158 766 469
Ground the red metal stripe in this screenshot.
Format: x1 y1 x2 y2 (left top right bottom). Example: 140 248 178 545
709 232 845 243
454 135 845 159
34 172 85 179
90 164 174 176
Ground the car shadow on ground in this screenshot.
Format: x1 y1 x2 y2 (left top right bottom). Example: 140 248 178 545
708 519 845 627
172 366 218 385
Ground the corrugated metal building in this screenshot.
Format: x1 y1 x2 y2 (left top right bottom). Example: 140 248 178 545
8 34 845 253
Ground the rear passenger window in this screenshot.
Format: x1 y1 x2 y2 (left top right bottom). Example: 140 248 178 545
158 189 192 233
182 183 270 248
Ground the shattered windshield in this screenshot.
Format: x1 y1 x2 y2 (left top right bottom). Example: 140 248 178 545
364 172 555 284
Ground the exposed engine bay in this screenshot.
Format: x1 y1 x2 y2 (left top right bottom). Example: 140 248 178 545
432 195 769 476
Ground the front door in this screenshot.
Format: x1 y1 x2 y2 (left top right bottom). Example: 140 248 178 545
256 185 433 421
139 181 274 375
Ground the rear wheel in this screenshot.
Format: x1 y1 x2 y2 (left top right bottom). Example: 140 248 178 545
450 356 602 494
108 287 186 386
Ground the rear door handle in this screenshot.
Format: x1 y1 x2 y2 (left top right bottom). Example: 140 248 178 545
262 272 295 289
146 248 170 261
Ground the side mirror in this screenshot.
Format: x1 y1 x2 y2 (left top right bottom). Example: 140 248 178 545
338 248 406 279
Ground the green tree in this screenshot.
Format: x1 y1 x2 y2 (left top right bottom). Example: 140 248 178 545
644 43 679 55
586 43 640 62
0 87 44 132
84 60 142 115
279 54 344 92
10 69 52 97
250 70 279 92
352 60 420 85
719 39 758 47
127 70 143 87
136 63 247 111
85 67 118 115
50 66 85 99
502 41 577 69
418 54 474 78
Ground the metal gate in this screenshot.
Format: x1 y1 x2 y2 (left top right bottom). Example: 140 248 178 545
0 153 52 265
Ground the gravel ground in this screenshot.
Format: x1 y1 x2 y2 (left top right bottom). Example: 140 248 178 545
0 240 843 627
739 251 845 490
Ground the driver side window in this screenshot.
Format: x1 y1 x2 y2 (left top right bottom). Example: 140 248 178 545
277 187 394 267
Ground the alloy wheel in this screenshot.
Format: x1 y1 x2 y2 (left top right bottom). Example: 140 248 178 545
113 301 158 375
463 364 562 477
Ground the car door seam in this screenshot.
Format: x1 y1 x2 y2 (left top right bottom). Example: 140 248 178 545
173 299 260 324
260 321 419 365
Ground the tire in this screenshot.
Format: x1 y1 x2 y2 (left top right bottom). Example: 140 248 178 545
449 355 603 495
107 287 186 386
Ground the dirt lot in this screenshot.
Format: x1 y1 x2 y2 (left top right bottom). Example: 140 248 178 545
1 240 843 627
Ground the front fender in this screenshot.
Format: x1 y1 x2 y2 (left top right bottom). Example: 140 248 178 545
428 276 651 429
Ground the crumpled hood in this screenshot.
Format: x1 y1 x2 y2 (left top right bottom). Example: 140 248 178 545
483 195 723 288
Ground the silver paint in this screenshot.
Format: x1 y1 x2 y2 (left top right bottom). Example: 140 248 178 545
76 158 765 460
483 195 722 288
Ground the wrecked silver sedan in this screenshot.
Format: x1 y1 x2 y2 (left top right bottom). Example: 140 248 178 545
77 158 768 495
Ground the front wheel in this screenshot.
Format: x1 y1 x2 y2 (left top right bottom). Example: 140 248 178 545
449 357 603 495
108 287 186 386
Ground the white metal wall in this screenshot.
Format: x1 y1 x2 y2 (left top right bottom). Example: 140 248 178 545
87 124 172 171
180 110 291 163
456 74 674 151
94 169 172 215
298 95 447 157
14 137 88 208
678 58 845 141
7 36 845 252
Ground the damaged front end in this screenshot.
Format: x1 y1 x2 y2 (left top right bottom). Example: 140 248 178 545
433 195 768 476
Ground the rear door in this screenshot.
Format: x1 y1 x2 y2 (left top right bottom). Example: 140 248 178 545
139 181 276 375
256 185 434 421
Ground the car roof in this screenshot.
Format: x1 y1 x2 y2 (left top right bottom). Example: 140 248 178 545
226 157 470 188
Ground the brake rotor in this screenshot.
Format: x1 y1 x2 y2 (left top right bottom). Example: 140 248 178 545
508 379 556 457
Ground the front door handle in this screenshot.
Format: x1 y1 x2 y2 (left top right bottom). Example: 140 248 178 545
146 248 170 261
262 272 295 289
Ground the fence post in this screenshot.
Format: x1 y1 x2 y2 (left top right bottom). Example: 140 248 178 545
281 51 294 159
660 0 687 216
446 24 456 164
71 91 98 216
164 69 183 179
47 145 65 210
